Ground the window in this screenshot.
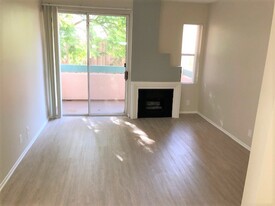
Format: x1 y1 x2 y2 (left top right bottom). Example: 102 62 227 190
181 24 202 84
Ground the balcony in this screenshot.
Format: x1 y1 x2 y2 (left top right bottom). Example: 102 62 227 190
61 65 125 115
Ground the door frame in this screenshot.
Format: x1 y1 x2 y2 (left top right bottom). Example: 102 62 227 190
58 7 132 116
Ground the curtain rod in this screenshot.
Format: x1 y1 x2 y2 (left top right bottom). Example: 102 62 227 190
41 3 132 11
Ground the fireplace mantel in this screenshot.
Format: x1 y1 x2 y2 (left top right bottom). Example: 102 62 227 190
129 82 181 119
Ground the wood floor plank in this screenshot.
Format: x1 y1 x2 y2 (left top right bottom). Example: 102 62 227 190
0 114 249 206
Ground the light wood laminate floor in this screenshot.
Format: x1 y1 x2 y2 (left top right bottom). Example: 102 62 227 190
0 115 250 206
62 100 125 115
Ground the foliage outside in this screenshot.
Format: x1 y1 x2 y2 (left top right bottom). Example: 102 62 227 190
59 14 126 66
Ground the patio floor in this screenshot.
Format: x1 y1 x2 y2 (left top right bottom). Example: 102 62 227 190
62 100 125 115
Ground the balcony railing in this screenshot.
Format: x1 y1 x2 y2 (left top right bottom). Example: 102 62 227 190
61 64 125 100
61 64 125 74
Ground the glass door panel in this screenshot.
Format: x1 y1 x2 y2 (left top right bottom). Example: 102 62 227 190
88 15 127 115
59 13 88 115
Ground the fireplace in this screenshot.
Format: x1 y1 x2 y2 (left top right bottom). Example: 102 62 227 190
129 82 181 119
138 89 173 118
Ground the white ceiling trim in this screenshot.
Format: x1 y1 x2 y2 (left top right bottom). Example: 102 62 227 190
161 0 217 3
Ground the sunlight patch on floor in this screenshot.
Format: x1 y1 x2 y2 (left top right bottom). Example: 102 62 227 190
110 117 156 153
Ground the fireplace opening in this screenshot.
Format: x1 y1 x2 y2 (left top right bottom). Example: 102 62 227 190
138 89 173 118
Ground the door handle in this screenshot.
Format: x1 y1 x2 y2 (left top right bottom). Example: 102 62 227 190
124 71 128 81
124 63 128 81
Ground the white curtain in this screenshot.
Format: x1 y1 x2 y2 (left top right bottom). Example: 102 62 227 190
42 6 61 119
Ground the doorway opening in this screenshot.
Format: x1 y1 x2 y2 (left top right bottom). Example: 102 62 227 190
59 13 127 116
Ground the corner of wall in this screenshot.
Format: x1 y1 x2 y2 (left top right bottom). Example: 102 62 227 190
198 0 273 147
242 2 275 203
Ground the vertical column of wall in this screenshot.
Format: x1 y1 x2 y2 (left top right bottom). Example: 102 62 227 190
131 0 181 82
242 4 275 204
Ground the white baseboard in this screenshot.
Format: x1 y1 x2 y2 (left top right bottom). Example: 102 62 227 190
0 120 48 192
197 112 251 151
180 111 198 114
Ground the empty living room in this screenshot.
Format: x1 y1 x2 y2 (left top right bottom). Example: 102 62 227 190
0 0 274 205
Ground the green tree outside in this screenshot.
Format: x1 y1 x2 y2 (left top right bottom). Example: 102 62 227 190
59 13 126 66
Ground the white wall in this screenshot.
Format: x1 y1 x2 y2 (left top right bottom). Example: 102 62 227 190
0 0 47 184
199 0 274 147
242 3 275 204
159 2 209 112
0 0 4 183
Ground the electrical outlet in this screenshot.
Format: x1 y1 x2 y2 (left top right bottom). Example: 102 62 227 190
186 100 190 106
26 126 30 139
248 129 253 138
19 134 23 144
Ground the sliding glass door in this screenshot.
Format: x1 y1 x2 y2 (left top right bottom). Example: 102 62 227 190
58 12 127 116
